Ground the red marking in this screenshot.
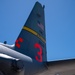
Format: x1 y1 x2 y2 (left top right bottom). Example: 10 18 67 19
34 43 42 62
15 38 23 48
15 40 20 48
19 38 23 42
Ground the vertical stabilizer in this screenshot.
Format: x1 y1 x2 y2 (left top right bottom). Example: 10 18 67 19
15 2 47 62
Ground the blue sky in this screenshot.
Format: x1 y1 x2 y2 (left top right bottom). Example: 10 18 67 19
0 0 75 61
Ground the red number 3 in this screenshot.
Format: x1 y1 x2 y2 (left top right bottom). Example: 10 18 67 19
34 43 42 62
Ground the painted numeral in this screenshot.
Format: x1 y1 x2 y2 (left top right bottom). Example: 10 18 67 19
15 38 23 48
34 43 42 62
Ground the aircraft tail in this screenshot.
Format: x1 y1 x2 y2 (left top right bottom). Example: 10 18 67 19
14 2 47 62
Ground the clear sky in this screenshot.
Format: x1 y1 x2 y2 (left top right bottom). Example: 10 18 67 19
0 0 75 61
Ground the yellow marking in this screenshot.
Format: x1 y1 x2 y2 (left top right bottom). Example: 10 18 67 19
23 26 46 43
23 26 37 35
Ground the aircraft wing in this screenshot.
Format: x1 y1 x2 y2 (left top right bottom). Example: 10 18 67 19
37 59 75 75
0 57 25 75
